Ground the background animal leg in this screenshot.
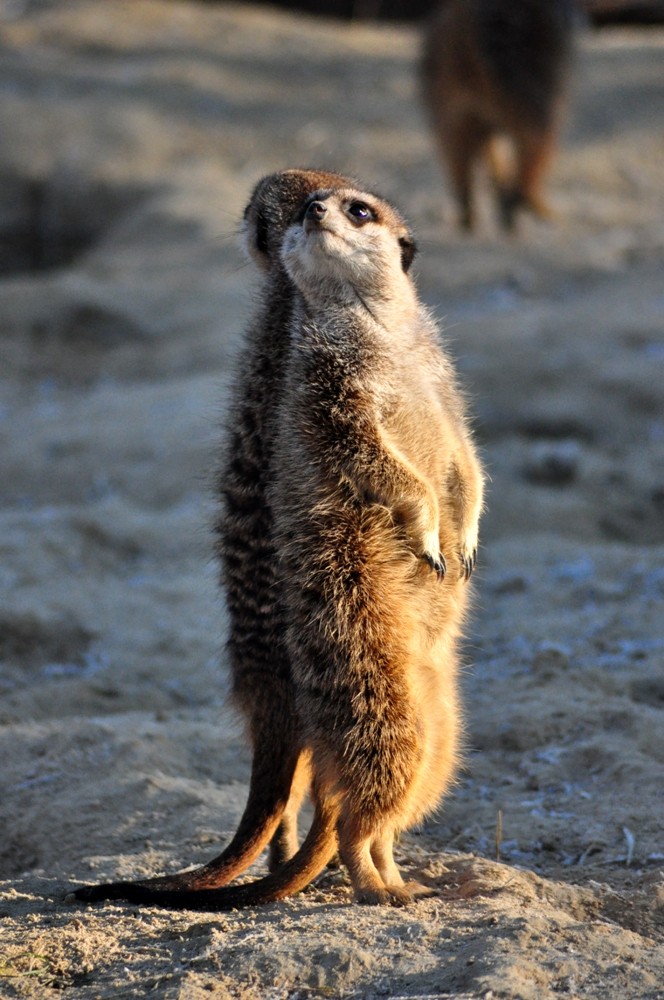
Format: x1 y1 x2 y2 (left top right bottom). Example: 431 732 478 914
439 114 490 230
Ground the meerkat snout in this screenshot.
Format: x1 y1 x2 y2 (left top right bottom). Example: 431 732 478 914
305 200 327 223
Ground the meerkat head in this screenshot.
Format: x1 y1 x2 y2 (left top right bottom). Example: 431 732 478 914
279 187 418 305
241 168 356 272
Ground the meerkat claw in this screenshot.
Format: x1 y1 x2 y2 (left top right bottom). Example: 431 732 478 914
423 552 446 580
460 548 477 581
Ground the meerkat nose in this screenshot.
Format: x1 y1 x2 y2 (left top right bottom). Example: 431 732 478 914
305 201 327 222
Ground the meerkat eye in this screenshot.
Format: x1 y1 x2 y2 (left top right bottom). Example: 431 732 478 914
347 201 375 223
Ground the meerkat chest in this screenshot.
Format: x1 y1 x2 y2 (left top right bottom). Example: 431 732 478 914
289 311 451 471
367 378 448 504
378 352 448 431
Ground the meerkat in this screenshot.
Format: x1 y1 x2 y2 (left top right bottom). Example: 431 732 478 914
72 181 483 910
72 169 355 906
422 0 575 230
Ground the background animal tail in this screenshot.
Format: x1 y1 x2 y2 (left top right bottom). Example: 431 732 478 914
71 742 303 902
70 789 339 911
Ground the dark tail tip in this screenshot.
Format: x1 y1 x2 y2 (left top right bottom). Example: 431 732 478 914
67 881 139 904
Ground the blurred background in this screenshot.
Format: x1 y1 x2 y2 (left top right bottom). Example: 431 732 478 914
1 2 662 994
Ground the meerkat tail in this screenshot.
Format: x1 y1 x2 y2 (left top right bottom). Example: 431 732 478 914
71 741 303 902
71 790 339 911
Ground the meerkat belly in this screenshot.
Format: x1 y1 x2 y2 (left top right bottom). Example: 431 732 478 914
275 461 461 817
396 627 463 827
279 475 417 647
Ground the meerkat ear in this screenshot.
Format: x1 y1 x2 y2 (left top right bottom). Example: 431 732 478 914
398 235 417 273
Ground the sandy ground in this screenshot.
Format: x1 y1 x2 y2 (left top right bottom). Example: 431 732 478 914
1 2 663 997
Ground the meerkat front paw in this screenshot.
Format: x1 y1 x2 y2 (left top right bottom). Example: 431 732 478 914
408 506 446 580
459 546 477 582
458 520 479 581
422 550 446 581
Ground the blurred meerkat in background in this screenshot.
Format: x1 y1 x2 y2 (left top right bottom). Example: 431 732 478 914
422 0 576 230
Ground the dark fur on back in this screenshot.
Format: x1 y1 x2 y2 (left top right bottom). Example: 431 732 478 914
218 169 354 728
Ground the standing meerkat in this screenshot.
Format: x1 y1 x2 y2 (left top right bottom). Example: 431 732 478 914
268 185 484 904
422 0 575 230
72 169 355 906
72 181 483 910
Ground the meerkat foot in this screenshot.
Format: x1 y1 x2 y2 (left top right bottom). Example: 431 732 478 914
355 886 392 906
402 879 437 899
499 189 554 230
382 884 414 906
356 883 431 906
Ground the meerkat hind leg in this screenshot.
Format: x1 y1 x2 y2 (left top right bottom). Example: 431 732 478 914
515 126 556 221
340 821 424 906
371 828 436 904
370 827 403 888
341 836 392 906
493 127 555 229
268 751 311 872
440 114 490 230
